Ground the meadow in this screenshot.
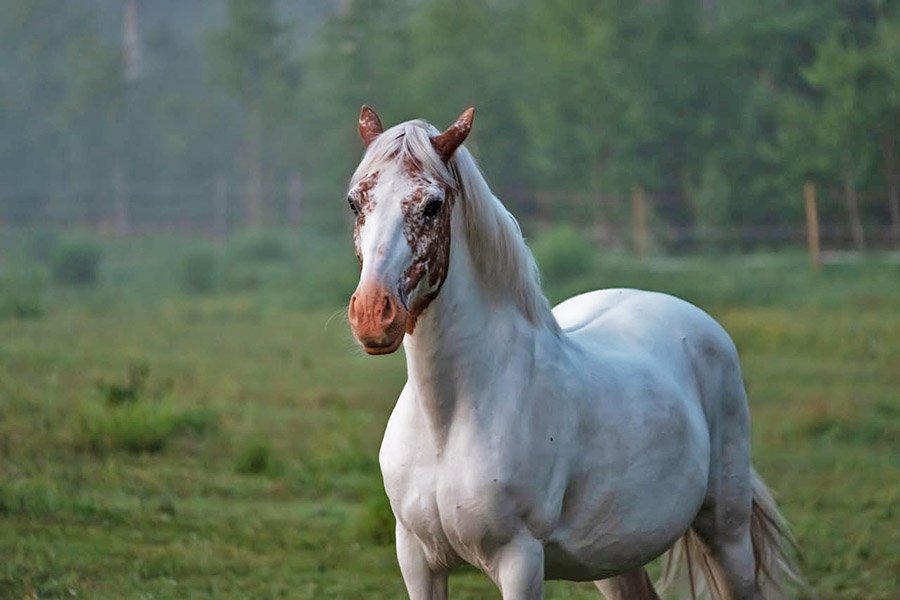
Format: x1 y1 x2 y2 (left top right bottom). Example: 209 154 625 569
0 227 897 599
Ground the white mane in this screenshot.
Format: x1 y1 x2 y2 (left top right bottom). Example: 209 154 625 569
352 120 559 333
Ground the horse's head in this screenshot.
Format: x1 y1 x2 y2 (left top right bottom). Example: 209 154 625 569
346 106 475 355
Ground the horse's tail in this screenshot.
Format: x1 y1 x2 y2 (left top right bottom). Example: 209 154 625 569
658 468 806 599
747 468 807 596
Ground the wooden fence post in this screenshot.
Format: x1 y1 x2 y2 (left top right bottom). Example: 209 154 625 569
803 180 821 271
214 174 228 245
288 171 303 227
631 187 649 260
113 167 130 236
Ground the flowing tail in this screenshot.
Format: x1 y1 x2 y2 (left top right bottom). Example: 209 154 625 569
658 468 807 599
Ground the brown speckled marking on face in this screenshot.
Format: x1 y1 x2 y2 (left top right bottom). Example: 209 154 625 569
399 157 455 333
350 171 380 266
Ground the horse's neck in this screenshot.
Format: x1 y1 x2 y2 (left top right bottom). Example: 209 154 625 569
403 236 553 448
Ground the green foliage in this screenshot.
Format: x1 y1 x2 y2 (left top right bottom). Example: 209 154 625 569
207 0 294 107
234 441 282 476
96 361 152 405
688 157 732 250
78 401 162 454
179 248 219 294
23 227 60 263
230 231 290 263
3 1 900 242
81 362 216 454
79 400 217 454
51 241 102 286
0 269 45 320
530 225 597 287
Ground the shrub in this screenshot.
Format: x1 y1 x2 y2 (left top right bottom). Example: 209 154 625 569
52 241 102 286
530 225 596 286
231 231 289 263
234 441 282 476
179 249 218 294
96 361 151 405
79 401 218 454
81 401 176 453
221 266 261 292
0 270 45 320
82 363 217 454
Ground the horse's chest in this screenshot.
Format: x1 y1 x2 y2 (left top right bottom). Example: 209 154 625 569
382 441 522 569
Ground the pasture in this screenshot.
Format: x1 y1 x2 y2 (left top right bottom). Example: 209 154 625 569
0 229 897 599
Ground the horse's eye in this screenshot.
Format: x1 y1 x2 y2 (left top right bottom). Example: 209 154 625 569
423 198 443 219
347 196 359 215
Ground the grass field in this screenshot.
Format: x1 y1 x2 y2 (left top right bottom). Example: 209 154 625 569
0 229 897 599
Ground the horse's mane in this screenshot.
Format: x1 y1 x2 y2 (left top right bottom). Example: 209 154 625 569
351 120 559 333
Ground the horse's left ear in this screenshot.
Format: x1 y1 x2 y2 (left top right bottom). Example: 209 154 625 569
432 107 475 162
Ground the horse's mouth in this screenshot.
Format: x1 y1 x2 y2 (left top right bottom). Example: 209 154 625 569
362 334 404 355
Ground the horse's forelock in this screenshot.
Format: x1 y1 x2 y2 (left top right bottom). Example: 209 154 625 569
350 120 456 190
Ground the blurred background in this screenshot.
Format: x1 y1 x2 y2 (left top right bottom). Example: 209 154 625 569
0 1 897 599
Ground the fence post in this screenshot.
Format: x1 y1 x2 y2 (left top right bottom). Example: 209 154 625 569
803 180 821 272
631 187 649 260
113 167 130 236
214 174 228 245
288 171 303 227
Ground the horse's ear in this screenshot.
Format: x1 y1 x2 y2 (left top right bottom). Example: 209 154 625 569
432 107 475 161
358 105 384 147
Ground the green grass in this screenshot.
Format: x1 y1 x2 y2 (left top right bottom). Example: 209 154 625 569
0 231 897 598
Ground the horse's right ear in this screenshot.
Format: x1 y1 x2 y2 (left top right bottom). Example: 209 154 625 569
358 105 384 147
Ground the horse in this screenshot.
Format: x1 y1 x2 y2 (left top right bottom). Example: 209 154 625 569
344 106 803 600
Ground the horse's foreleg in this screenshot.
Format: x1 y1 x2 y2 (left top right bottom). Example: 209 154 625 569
594 568 660 600
396 523 448 600
493 535 544 600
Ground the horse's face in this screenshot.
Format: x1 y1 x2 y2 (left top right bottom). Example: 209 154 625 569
347 106 474 355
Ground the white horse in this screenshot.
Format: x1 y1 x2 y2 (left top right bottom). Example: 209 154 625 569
345 106 803 600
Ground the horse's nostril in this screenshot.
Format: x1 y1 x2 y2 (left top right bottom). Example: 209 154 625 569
348 294 360 325
381 295 395 325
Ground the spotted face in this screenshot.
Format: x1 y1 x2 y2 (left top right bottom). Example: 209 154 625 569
346 106 474 355
347 158 455 333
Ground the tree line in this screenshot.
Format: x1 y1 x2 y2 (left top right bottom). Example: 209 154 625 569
1 0 898 249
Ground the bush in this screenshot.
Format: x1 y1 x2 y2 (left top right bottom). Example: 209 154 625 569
221 265 262 292
96 361 151 405
82 362 216 454
0 270 45 320
231 231 289 263
79 401 218 454
234 441 282 476
52 241 102 286
530 225 597 286
179 249 218 294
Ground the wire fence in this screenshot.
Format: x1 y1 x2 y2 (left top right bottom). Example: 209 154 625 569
1 177 898 253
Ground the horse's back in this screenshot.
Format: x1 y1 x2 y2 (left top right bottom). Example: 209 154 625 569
554 288 734 352
553 288 743 399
